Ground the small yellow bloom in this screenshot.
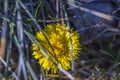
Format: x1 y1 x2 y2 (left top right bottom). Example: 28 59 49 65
32 23 81 73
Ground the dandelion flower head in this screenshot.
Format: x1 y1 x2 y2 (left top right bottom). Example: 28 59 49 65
32 23 81 73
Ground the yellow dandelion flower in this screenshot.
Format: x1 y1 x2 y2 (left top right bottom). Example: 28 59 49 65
32 23 81 73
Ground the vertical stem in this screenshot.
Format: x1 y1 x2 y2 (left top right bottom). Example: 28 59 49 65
41 3 46 27
0 0 8 58
16 1 28 80
29 0 34 15
2 0 8 79
56 0 59 18
4 24 13 79
60 0 65 25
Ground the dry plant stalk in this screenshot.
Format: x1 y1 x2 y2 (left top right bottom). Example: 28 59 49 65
0 38 6 57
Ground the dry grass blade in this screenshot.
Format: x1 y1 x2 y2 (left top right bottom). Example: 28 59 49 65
67 2 113 21
16 0 28 80
0 0 8 58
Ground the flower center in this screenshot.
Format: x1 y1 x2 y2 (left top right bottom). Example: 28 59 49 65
52 41 64 56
